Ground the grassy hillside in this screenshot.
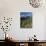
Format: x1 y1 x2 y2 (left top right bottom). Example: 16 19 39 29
20 16 32 28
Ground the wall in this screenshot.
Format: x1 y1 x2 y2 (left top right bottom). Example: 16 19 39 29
44 15 46 40
0 0 46 40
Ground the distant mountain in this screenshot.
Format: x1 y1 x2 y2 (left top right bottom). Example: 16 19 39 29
21 16 32 20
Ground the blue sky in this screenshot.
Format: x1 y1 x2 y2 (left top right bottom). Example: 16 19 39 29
20 12 32 17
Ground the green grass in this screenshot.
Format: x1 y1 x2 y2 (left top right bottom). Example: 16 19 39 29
20 16 32 28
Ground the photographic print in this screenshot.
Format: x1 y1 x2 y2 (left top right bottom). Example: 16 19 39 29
20 12 32 28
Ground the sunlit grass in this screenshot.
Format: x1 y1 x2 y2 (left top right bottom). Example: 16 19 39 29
20 16 32 28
